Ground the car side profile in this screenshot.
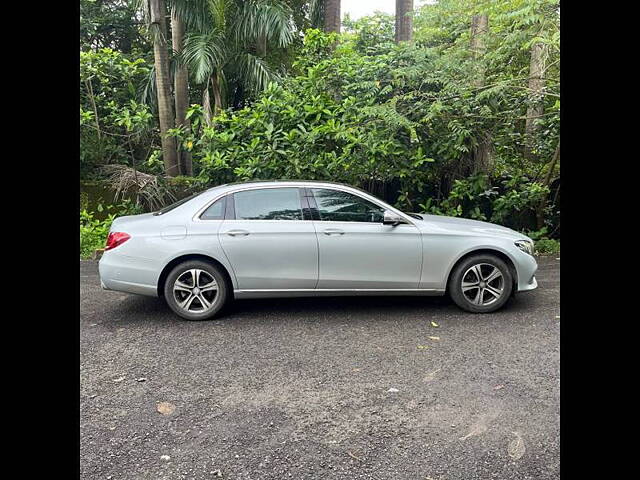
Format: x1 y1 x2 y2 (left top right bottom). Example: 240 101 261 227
98 181 538 320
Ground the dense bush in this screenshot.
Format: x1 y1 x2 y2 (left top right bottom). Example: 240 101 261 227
80 48 156 179
80 200 143 258
79 1 560 244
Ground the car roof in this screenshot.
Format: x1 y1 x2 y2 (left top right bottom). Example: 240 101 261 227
207 179 358 191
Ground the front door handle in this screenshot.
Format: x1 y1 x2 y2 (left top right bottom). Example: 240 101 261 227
323 228 344 236
226 229 250 237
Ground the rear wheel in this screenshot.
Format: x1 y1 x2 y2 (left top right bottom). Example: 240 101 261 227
449 254 513 313
163 260 229 320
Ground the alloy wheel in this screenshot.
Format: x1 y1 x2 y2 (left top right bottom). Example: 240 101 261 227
461 263 505 306
173 269 218 313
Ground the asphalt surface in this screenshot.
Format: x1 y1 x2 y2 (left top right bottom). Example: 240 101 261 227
80 257 560 480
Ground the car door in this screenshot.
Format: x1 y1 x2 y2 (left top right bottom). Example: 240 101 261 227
308 187 422 289
219 187 318 290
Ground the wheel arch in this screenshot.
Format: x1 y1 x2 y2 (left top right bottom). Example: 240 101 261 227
445 248 518 295
157 253 235 298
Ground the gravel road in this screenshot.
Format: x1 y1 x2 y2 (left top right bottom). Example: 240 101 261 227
80 257 559 480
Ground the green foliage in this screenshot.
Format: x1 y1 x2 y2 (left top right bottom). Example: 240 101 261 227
78 1 560 236
80 199 143 258
533 237 560 256
343 12 395 54
80 48 155 179
419 174 497 220
418 173 548 230
80 0 148 54
80 209 115 259
188 30 441 203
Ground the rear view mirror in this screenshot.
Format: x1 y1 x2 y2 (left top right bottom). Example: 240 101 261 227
382 210 407 226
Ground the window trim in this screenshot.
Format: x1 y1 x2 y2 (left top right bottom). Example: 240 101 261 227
230 186 306 222
197 195 228 221
191 184 416 226
308 187 392 225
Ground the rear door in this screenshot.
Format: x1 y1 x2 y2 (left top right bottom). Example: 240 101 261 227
219 187 318 290
308 188 422 289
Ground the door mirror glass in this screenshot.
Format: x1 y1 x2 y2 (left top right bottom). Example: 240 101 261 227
382 210 407 226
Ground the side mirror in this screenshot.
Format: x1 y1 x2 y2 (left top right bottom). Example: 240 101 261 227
382 210 407 226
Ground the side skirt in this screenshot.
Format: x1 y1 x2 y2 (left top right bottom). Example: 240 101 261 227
234 289 446 299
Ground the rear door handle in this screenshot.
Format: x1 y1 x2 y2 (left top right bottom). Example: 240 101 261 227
226 229 250 237
323 228 344 236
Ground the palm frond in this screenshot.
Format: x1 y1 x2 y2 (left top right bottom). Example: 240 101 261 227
102 164 178 211
169 0 213 33
308 0 324 30
234 0 294 49
236 52 278 92
139 64 158 111
182 31 226 84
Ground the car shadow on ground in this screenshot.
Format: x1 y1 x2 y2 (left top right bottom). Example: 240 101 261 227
109 289 539 325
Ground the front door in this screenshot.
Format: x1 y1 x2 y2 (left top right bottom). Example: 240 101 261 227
219 187 318 290
309 188 422 289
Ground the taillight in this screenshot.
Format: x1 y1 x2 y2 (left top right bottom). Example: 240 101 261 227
105 232 131 251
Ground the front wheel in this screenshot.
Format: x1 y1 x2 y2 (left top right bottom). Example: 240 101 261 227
163 260 230 320
449 254 513 313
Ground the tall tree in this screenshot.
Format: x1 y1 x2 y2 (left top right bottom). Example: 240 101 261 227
149 0 179 176
171 5 193 176
324 0 340 33
182 0 295 112
524 42 547 161
469 13 492 174
469 13 488 87
395 0 413 43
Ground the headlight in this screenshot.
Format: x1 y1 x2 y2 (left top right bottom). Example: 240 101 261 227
515 240 534 256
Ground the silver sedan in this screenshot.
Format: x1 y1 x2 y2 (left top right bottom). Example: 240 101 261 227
99 181 538 320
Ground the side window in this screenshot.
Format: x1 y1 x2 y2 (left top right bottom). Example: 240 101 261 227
234 188 303 220
200 196 226 220
311 188 385 223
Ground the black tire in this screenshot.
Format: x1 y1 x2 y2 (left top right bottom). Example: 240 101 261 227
163 260 230 321
448 254 513 313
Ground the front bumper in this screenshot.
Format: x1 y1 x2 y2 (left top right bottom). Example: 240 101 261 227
518 274 538 292
515 252 538 292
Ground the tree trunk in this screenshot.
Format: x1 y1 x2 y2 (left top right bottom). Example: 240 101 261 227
324 0 341 33
535 139 560 230
257 34 267 57
525 42 547 161
395 0 413 43
211 73 223 115
171 6 192 176
202 85 212 127
470 13 488 88
469 13 492 173
150 0 179 176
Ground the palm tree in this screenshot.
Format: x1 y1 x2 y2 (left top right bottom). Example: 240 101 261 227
180 0 295 121
395 0 413 43
171 4 192 175
148 0 180 176
323 0 340 33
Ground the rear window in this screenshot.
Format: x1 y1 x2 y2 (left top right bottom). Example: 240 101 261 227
200 196 226 220
153 191 205 216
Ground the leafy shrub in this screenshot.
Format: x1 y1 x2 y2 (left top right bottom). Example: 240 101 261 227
80 48 155 179
80 200 143 258
80 209 115 259
418 173 548 231
534 238 560 256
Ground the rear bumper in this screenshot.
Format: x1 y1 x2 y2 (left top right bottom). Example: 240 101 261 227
98 252 159 297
